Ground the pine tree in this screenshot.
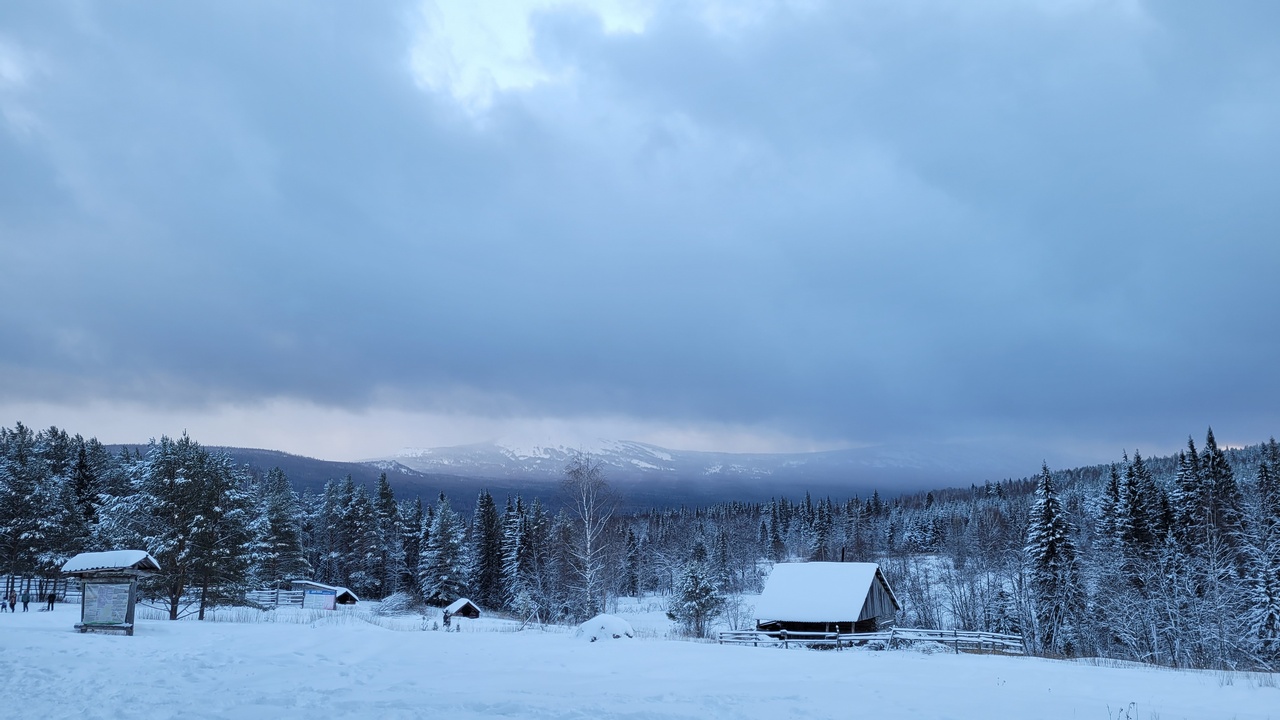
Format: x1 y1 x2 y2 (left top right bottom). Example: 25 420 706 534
419 494 469 606
811 499 833 561
621 527 642 597
400 497 425 592
0 423 45 591
69 437 101 528
1117 451 1159 558
501 497 529 612
1201 429 1245 562
666 538 725 637
1243 460 1280 665
344 485 384 598
471 490 505 609
131 434 254 620
1172 439 1204 551
249 467 309 588
1025 464 1083 656
189 450 255 619
373 474 406 597
1097 464 1122 541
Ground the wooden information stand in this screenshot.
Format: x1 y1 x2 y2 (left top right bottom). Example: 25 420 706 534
61 551 161 637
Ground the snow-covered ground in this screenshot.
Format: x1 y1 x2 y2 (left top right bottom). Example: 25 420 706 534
3 602 1277 719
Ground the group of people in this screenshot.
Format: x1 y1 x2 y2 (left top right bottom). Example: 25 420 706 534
0 590 57 612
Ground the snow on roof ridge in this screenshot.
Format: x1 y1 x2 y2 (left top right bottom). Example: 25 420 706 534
61 550 161 574
445 598 477 614
289 579 358 599
753 561 891 623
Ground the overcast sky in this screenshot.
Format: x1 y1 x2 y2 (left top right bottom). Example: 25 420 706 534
2 1 1278 468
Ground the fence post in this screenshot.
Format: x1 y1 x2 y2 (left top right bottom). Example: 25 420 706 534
781 629 788 649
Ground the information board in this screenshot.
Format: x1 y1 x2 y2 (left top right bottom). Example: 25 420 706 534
82 582 131 625
304 589 337 610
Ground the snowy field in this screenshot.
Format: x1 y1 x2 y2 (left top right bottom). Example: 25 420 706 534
3 603 1277 720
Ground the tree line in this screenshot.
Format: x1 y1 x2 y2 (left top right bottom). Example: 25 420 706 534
2 421 1278 669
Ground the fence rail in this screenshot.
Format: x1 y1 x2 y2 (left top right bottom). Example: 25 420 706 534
245 589 305 608
717 627 1025 654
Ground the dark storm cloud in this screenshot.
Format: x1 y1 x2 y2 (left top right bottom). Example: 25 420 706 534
2 1 1279 457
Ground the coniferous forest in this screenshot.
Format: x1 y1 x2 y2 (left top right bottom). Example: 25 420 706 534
2 421 1278 671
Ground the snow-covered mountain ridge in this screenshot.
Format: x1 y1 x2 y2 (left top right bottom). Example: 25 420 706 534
374 439 1032 498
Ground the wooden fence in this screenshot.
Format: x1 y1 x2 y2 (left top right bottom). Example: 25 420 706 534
245 589 305 608
717 627 1026 655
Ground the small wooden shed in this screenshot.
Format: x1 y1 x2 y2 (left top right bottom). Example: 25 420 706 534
443 597 481 623
754 561 899 634
287 580 359 607
61 550 161 636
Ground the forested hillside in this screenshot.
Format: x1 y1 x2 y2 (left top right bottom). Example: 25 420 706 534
2 422 1277 670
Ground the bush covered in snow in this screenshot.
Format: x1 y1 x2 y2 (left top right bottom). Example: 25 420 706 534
576 614 635 642
374 591 423 616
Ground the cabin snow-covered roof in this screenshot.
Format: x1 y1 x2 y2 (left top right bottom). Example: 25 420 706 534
61 550 161 575
445 598 478 614
288 580 359 603
754 562 898 623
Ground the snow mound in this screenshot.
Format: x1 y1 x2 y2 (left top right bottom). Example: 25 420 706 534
575 614 634 642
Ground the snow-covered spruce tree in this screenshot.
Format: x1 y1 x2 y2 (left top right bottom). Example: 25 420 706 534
1025 464 1084 656
418 494 469 606
1097 465 1122 541
471 489 505 609
1117 451 1163 559
399 497 425 592
249 466 310 589
502 496 544 620
344 485 385 599
68 437 103 533
188 450 255 620
621 527 642 597
129 434 254 620
667 538 725 638
1244 550 1280 667
0 423 46 592
810 499 834 560
1243 460 1280 666
311 477 351 586
373 473 407 598
522 498 557 620
1201 429 1246 567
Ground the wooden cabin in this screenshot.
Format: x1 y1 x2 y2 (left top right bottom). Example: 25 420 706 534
444 597 481 620
287 580 359 606
754 562 899 634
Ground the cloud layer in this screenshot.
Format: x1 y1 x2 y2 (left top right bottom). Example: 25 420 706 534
2 1 1279 463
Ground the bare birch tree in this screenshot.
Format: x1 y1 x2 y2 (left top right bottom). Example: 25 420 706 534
562 453 617 618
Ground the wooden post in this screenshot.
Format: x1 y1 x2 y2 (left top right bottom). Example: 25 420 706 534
781 629 788 649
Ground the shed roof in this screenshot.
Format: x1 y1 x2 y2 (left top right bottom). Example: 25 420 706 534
61 550 161 575
754 562 898 623
445 598 479 614
288 580 359 603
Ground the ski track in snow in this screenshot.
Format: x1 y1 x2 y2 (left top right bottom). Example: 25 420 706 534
2 606 1276 720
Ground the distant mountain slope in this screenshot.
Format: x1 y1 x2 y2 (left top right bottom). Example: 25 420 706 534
106 445 535 508
104 438 1048 509
378 439 1032 505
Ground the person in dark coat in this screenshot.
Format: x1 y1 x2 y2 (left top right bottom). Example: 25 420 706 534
20 590 29 611
5 591 14 613
46 592 56 611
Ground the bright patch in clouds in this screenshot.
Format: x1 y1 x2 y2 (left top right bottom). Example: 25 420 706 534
3 399 842 461
410 0 651 112
0 37 40 135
